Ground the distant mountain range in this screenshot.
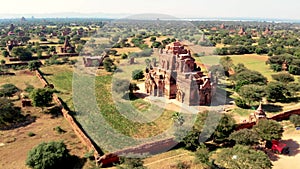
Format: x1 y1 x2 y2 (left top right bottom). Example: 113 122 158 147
0 12 131 19
0 12 299 23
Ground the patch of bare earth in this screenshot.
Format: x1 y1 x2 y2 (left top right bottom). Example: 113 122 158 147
0 107 87 169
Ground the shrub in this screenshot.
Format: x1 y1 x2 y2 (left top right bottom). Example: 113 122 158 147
26 141 70 169
28 132 36 137
271 72 295 83
175 161 190 169
235 97 249 108
53 126 65 134
290 114 300 127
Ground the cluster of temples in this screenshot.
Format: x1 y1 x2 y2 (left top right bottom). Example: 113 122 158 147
145 42 217 106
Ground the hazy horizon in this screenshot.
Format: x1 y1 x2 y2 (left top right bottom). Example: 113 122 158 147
0 0 299 20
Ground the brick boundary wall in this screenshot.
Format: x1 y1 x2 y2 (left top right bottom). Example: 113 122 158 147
35 70 102 162
35 69 300 167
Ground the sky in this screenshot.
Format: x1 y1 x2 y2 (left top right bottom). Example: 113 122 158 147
0 0 299 19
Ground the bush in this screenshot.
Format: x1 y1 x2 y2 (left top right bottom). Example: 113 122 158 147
0 83 19 97
175 161 190 169
121 53 128 59
290 114 300 127
270 64 282 72
235 97 249 108
25 85 34 93
26 141 70 169
271 72 295 83
289 65 300 75
103 58 115 72
132 69 144 81
53 126 65 134
28 132 36 137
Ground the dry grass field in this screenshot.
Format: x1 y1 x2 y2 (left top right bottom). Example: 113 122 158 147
0 70 87 169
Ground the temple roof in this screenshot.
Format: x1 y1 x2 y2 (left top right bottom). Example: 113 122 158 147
255 102 266 117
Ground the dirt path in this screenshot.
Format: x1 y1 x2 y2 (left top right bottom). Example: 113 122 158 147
144 153 189 167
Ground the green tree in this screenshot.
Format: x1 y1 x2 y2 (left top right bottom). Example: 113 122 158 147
234 70 267 91
0 83 19 98
132 69 144 81
238 85 265 105
215 145 272 169
194 144 211 167
29 88 54 111
11 47 33 61
26 141 70 169
233 63 248 74
220 56 233 73
150 36 156 42
271 72 295 83
182 129 201 151
289 65 300 75
212 114 236 143
253 119 283 141
28 60 41 71
287 82 300 97
103 57 114 72
121 53 128 59
1 59 5 65
265 82 288 102
151 41 162 48
229 129 260 146
2 50 9 57
118 158 147 169
0 98 24 128
290 114 300 127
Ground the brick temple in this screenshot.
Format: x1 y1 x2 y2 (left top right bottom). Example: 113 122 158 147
145 42 217 106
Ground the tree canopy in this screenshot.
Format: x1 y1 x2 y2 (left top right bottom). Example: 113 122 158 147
271 72 295 83
253 119 284 141
28 60 41 71
0 83 19 97
29 88 54 110
229 129 260 146
233 70 267 91
0 98 24 128
26 141 70 169
265 82 288 102
132 69 145 81
11 47 33 61
238 84 265 106
215 145 272 169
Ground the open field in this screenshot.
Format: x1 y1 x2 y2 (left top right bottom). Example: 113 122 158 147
39 65 75 110
40 63 185 153
0 112 87 169
115 47 142 54
0 70 87 169
0 70 44 90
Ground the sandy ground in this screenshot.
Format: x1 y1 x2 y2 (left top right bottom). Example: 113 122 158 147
272 131 300 169
0 108 86 169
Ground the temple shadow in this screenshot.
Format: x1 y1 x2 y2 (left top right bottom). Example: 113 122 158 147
121 92 148 101
263 104 283 113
